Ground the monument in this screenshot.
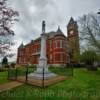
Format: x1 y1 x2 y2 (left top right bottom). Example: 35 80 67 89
28 21 56 79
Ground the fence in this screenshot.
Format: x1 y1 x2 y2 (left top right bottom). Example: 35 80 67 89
8 65 73 87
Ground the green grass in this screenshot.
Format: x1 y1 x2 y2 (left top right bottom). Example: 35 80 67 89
49 67 73 76
0 68 100 100
8 67 35 78
0 71 10 84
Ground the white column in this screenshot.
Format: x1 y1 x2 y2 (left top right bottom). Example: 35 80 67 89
40 33 47 59
28 21 56 79
38 33 47 69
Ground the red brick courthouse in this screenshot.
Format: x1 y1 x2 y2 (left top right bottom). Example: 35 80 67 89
17 18 80 66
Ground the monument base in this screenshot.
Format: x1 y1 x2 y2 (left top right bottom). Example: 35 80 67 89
28 68 57 80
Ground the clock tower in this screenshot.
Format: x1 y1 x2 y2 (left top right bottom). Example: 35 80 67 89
67 17 80 63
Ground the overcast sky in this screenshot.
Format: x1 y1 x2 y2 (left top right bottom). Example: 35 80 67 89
5 0 100 62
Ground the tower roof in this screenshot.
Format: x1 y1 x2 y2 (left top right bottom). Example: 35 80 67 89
18 42 24 49
67 17 78 29
56 26 63 34
68 17 74 24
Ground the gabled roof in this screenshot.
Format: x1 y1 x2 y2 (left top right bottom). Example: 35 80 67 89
18 42 24 49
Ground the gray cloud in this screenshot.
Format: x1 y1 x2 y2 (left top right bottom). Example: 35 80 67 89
4 0 100 62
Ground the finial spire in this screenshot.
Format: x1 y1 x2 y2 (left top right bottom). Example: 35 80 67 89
58 25 60 29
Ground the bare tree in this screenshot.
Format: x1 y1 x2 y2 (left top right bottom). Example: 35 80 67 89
78 13 100 53
0 0 19 57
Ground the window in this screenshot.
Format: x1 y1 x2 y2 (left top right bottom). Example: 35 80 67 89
50 54 52 61
50 40 52 49
34 48 35 53
60 53 63 61
34 47 38 53
36 48 37 52
21 51 23 56
64 42 67 48
63 41 66 48
55 41 58 48
19 58 20 63
27 48 29 53
60 40 63 48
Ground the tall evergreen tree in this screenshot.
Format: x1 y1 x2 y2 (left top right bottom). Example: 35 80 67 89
2 56 8 67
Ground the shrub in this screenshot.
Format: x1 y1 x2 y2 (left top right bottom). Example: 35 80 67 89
10 63 16 68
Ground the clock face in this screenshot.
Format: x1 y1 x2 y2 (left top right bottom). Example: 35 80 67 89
70 30 74 35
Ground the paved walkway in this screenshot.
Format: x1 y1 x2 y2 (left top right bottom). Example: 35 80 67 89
0 81 23 92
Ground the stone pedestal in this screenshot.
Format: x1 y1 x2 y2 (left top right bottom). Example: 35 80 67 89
28 32 56 80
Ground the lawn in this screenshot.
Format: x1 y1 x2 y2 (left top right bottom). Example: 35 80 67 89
0 71 10 84
0 68 100 100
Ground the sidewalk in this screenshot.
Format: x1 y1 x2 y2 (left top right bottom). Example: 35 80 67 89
0 81 23 92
